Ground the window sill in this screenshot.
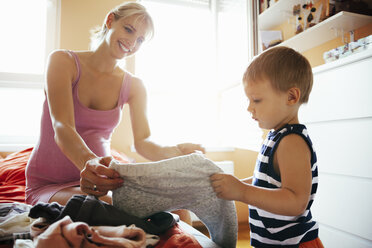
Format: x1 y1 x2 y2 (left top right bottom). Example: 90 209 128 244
0 144 34 152
130 145 235 153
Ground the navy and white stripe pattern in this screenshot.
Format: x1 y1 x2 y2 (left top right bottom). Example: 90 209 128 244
249 124 319 247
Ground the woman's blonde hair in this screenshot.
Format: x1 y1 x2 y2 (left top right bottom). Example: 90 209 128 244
243 46 313 103
90 1 154 50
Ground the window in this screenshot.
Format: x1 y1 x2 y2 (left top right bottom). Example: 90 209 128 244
137 0 262 151
0 0 59 75
0 0 59 151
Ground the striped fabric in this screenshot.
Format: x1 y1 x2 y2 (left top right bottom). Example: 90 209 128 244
249 124 319 247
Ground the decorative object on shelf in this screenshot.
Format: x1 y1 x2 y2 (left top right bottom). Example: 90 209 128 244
259 0 268 14
260 30 283 51
268 0 273 8
319 0 330 22
302 0 320 29
292 0 322 35
323 34 372 63
307 6 316 27
260 0 279 14
293 4 304 34
338 43 352 58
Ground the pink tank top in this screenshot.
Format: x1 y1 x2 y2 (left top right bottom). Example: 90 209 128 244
26 51 131 191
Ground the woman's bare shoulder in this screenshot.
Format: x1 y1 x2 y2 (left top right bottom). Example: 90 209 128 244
125 73 146 102
130 75 146 91
47 49 76 66
46 50 79 83
117 68 144 89
49 50 93 63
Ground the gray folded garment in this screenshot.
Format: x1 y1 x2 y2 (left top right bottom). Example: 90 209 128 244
110 153 238 248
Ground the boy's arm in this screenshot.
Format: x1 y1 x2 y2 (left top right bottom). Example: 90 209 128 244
241 177 253 184
212 134 312 216
241 134 312 216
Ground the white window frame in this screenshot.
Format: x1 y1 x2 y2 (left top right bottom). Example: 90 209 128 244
0 0 60 152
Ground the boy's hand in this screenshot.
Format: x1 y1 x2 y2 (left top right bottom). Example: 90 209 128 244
210 173 245 201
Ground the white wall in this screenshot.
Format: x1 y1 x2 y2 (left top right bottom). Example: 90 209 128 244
300 49 372 247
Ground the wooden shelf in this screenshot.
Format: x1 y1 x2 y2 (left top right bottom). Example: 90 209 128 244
281 11 372 52
258 0 372 52
260 4 372 53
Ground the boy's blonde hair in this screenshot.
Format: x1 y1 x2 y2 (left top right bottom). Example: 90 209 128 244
90 1 154 50
243 46 313 103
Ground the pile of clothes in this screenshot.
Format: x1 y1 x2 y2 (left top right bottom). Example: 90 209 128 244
0 195 198 248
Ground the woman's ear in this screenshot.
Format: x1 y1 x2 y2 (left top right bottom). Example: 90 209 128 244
287 87 301 105
106 13 115 29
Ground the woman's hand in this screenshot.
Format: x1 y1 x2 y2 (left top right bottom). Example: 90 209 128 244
80 157 124 197
176 143 206 155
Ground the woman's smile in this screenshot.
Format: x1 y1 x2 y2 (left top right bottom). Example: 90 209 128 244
119 41 130 53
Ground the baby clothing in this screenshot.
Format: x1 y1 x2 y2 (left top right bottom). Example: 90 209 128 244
25 50 132 205
110 153 238 248
249 124 319 247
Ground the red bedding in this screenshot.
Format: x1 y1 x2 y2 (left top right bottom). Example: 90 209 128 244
0 148 31 203
0 148 202 248
0 148 132 204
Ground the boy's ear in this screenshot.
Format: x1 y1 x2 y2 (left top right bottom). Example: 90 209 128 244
287 87 301 105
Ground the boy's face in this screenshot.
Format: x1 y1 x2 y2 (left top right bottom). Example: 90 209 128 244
244 78 296 131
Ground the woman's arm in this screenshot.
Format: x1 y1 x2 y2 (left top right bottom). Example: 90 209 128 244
127 77 204 161
45 50 97 170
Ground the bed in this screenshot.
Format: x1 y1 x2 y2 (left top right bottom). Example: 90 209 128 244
0 148 220 248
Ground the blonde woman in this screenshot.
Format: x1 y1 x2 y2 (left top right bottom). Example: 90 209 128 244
25 2 203 224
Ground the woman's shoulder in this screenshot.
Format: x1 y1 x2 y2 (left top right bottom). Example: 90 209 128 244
49 49 73 58
117 69 143 88
47 49 77 66
48 49 92 63
129 74 145 90
125 73 146 102
46 50 81 83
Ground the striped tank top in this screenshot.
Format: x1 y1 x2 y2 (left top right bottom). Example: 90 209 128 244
249 124 319 247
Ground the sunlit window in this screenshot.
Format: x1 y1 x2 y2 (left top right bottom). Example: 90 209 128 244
136 1 218 146
137 0 263 150
217 1 263 151
0 0 58 151
0 87 44 146
217 1 249 89
0 0 51 74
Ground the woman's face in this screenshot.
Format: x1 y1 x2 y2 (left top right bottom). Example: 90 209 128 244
106 14 150 59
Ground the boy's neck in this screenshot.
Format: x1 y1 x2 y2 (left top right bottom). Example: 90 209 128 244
273 111 300 131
